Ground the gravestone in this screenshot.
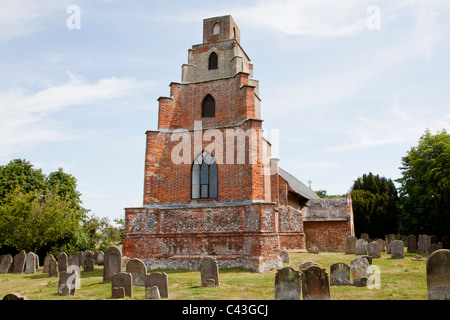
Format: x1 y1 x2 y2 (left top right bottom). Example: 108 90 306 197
418 234 431 254
308 245 319 254
145 272 169 298
426 249 450 300
95 251 104 265
58 252 68 273
274 267 301 300
35 254 39 269
83 250 94 271
385 234 400 254
2 293 28 300
200 256 219 287
279 248 289 263
0 255 12 274
367 242 381 259
402 235 408 246
68 252 81 267
345 236 357 254
146 286 161 299
13 250 26 274
25 252 36 274
376 239 385 252
112 287 125 299
58 270 77 296
361 255 372 265
330 262 350 286
407 235 417 253
103 246 122 282
299 261 319 270
48 256 58 277
361 233 370 242
302 266 330 300
355 239 368 255
126 258 147 286
111 272 133 298
43 254 54 273
390 240 405 259
428 243 440 255
351 256 370 287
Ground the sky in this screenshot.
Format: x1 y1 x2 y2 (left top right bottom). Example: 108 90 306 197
1 0 449 223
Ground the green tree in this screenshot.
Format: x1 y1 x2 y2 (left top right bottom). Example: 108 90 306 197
397 129 450 237
351 173 400 238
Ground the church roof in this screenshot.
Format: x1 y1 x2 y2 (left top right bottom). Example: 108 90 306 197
278 167 320 200
302 197 350 222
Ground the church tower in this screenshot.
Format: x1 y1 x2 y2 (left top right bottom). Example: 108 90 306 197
123 15 311 272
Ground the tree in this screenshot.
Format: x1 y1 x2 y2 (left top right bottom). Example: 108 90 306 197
351 173 400 238
397 129 450 237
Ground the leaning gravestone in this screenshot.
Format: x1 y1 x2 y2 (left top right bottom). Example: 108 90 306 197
126 258 147 286
426 249 450 300
302 265 330 300
200 256 220 287
13 250 26 274
58 252 68 273
83 250 94 271
111 272 133 298
58 270 78 296
25 252 36 274
103 246 122 282
367 242 381 259
351 256 370 287
330 262 350 286
355 239 368 255
407 235 418 253
48 256 58 277
345 236 357 254
43 254 54 273
146 272 169 298
391 240 405 259
0 255 13 274
274 267 301 300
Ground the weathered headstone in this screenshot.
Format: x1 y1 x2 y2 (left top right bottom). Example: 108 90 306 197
48 256 58 277
0 255 13 274
2 292 28 300
299 261 319 270
145 286 161 299
367 242 380 259
376 239 385 252
43 254 55 273
308 245 319 254
103 246 122 282
35 254 39 269
58 270 77 296
58 252 68 273
126 258 147 286
302 265 330 300
330 262 350 286
361 255 372 265
68 252 81 267
418 234 431 254
390 240 405 259
385 234 400 254
95 251 104 265
112 287 125 299
361 233 370 242
25 252 36 274
279 248 289 263
83 250 94 271
145 272 169 298
407 235 417 253
274 267 301 300
13 250 26 274
355 239 368 255
426 249 450 300
200 256 219 287
351 256 370 287
111 272 133 298
345 236 357 254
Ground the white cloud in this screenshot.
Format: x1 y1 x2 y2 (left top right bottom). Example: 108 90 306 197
0 72 156 160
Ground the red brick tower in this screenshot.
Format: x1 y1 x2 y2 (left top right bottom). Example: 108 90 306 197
123 15 308 272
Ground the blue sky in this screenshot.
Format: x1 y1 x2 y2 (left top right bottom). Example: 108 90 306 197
1 0 449 222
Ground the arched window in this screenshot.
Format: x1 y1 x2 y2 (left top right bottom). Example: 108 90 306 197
208 52 218 70
202 94 215 118
213 23 220 35
192 151 218 199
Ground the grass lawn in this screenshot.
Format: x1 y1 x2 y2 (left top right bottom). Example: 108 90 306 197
0 251 428 300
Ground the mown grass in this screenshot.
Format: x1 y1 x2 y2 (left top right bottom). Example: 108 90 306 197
0 250 428 300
